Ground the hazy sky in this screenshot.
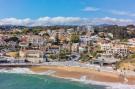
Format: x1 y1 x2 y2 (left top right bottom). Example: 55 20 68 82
0 0 135 26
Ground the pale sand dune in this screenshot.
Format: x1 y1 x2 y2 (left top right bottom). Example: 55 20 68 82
30 65 135 85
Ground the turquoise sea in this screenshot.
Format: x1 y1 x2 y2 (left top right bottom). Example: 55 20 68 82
0 73 106 89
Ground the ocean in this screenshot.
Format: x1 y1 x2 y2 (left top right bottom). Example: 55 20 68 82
0 73 106 89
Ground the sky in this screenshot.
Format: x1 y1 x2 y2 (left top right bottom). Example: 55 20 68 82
0 0 135 26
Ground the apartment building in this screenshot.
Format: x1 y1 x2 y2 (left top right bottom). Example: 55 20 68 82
100 43 128 57
20 35 46 46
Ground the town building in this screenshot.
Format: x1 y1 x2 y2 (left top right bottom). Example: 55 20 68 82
100 43 128 58
19 50 45 63
20 35 46 47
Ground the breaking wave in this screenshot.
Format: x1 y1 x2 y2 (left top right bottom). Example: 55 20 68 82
0 68 135 89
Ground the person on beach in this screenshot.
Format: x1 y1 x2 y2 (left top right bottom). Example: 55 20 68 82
119 70 128 84
97 68 101 72
123 71 128 83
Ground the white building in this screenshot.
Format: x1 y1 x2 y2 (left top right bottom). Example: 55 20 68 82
100 43 112 51
128 38 135 47
100 43 128 58
112 45 128 57
19 50 44 63
80 35 91 44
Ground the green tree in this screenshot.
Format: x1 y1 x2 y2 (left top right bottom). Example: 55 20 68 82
70 33 80 43
4 37 19 43
32 29 42 35
49 54 58 60
22 29 30 34
80 54 90 62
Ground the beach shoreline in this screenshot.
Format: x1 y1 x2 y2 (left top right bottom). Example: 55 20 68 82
30 65 135 85
0 63 135 85
0 65 135 89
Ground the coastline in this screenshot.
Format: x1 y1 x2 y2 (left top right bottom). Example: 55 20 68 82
0 65 135 89
30 65 135 85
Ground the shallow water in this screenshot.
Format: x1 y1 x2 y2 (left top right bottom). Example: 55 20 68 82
0 73 105 89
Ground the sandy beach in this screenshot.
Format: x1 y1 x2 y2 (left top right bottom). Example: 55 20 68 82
30 65 135 85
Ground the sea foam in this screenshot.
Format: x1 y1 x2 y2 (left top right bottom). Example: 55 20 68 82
68 76 135 89
0 68 34 74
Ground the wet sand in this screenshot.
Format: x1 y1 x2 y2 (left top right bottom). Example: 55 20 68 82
30 65 135 85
